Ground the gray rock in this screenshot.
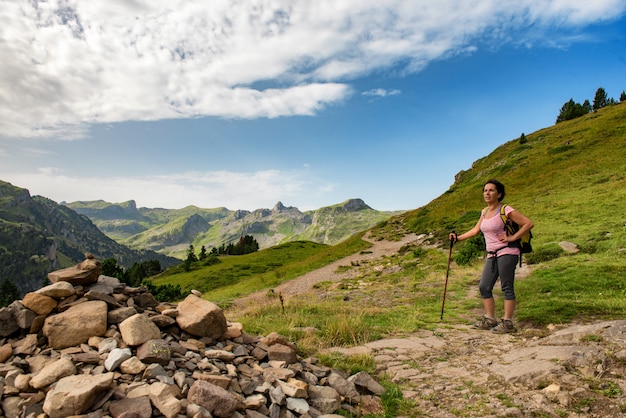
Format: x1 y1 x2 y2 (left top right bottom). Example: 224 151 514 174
0 302 21 336
559 241 579 253
187 379 242 417
104 348 132 371
347 370 385 395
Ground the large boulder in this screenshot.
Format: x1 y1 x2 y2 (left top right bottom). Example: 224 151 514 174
43 301 108 349
47 253 102 286
175 294 227 339
119 313 162 346
42 373 114 418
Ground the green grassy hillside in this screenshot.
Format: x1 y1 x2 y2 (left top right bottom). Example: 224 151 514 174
394 103 626 325
146 104 625 417
402 103 625 247
150 103 625 346
151 232 372 300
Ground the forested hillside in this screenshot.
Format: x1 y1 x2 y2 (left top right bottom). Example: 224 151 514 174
0 183 179 297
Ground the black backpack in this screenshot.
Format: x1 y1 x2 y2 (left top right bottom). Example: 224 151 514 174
500 204 532 265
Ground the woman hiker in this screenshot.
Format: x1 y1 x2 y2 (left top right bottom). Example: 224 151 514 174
449 179 534 333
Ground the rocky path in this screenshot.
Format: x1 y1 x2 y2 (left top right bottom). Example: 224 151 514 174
327 320 626 417
230 231 420 307
273 231 420 297
233 232 626 417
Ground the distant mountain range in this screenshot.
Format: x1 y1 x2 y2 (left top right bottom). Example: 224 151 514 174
64 199 402 259
0 179 400 295
0 180 180 296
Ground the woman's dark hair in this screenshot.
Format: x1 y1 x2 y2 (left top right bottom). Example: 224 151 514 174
485 179 506 201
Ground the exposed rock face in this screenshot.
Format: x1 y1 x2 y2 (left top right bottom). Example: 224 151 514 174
340 198 371 212
0 256 384 417
559 241 580 253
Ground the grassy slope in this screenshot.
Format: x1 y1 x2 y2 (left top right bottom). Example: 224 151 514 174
404 103 626 244
147 105 625 418
151 232 372 302
396 104 626 325
150 104 626 351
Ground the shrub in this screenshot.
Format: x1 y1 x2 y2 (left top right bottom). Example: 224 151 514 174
519 133 527 144
142 281 183 302
454 235 485 265
202 254 221 266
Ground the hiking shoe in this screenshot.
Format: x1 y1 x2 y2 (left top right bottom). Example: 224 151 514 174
473 315 498 330
492 319 517 334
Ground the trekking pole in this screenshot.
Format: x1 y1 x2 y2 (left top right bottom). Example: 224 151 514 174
440 231 455 320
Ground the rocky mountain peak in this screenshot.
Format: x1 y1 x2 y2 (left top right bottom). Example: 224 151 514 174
273 201 286 212
123 200 137 211
341 198 371 212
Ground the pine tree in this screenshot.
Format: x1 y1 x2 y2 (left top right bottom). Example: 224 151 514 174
593 87 608 111
0 279 19 307
186 244 198 262
556 98 589 123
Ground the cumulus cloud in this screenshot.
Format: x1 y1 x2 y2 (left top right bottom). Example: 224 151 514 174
1 168 332 211
0 0 624 139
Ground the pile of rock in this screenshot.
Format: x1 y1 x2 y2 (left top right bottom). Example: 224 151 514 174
0 255 385 417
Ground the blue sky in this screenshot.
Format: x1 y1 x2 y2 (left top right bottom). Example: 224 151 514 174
1 1 625 212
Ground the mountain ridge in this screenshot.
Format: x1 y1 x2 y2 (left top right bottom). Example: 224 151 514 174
0 181 180 296
65 197 399 259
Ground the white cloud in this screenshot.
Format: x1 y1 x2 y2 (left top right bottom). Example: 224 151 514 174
362 88 401 97
1 168 333 211
1 0 624 139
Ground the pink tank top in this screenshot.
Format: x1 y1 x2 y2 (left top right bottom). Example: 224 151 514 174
480 205 520 258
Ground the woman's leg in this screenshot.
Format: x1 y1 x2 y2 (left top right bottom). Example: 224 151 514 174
504 299 516 320
498 255 518 319
483 297 495 319
479 258 499 318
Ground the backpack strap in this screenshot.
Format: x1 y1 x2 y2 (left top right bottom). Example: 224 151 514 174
500 204 524 267
500 204 516 235
499 204 508 228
